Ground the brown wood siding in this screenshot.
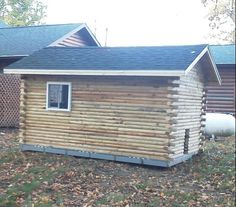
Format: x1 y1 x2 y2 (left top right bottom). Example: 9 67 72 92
206 66 235 115
55 28 98 47
20 76 176 161
0 74 20 127
169 65 205 158
56 32 88 47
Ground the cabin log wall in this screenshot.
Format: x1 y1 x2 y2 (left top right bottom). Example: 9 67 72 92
169 65 205 158
19 77 27 141
22 75 177 161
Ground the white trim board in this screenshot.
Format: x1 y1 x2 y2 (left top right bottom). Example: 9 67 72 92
0 54 28 58
4 69 185 77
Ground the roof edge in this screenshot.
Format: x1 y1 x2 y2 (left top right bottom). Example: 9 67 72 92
185 46 208 74
185 46 221 85
84 23 101 47
0 55 28 58
0 23 82 29
4 69 185 77
206 49 222 84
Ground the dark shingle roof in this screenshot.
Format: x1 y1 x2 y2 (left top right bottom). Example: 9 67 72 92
209 45 235 65
6 45 207 70
0 23 82 57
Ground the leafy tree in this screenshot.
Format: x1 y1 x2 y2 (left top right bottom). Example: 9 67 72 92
0 0 47 26
202 0 235 43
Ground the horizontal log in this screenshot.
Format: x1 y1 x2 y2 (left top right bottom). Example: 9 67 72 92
28 89 167 101
25 122 170 136
25 133 169 152
25 139 169 160
25 117 171 130
25 123 170 134
25 113 171 124
25 100 172 110
27 117 170 128
25 128 170 144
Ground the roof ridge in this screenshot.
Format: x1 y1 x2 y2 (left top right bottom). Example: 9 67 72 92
0 23 83 30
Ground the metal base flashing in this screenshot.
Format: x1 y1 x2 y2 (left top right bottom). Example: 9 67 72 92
21 144 197 167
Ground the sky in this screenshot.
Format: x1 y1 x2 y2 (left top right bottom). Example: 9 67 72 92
40 0 211 46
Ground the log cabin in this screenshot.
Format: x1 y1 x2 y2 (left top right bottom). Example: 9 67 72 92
0 23 100 127
5 45 221 167
207 45 235 115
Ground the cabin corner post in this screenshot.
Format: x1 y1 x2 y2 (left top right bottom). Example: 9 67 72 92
19 76 27 143
167 78 180 159
199 89 207 150
167 67 205 160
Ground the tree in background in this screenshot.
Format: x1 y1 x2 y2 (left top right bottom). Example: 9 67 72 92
0 0 47 26
202 0 235 43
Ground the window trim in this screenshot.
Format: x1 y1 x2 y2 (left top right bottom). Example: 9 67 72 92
46 82 72 112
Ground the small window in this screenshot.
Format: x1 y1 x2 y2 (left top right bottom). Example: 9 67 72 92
184 129 190 154
46 82 71 111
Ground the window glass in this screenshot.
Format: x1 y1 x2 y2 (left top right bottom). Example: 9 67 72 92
47 83 70 110
60 85 69 109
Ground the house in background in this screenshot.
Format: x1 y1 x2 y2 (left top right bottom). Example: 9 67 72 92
207 45 235 115
206 44 236 116
0 23 100 71
0 23 100 127
5 45 221 167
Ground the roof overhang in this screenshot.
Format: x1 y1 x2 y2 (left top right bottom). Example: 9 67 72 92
185 46 221 85
206 49 222 84
4 69 185 77
0 55 28 59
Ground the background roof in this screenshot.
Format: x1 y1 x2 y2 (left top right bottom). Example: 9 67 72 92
6 45 207 70
0 20 8 28
209 45 235 65
0 23 82 57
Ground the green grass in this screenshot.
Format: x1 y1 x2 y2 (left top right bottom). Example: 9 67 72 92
96 192 127 205
135 182 148 190
0 134 235 207
191 140 235 192
0 156 68 207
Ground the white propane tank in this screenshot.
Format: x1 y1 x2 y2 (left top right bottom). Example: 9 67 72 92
205 113 235 137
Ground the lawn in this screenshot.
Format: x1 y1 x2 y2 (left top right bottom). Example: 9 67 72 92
0 129 235 207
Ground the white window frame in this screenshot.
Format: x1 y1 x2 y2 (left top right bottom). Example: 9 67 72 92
46 82 72 112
